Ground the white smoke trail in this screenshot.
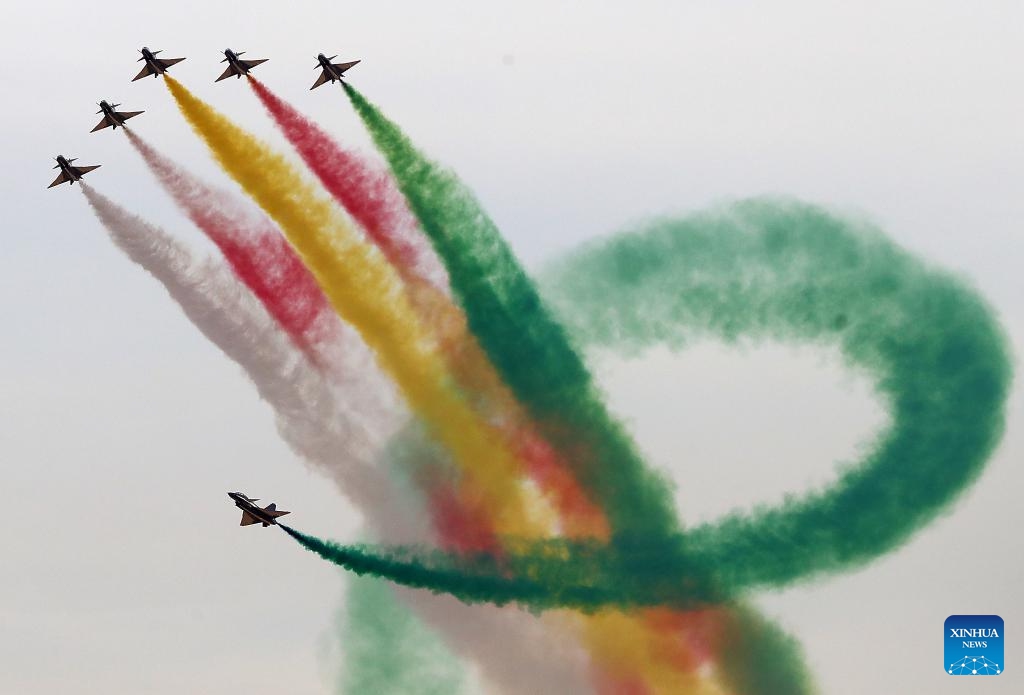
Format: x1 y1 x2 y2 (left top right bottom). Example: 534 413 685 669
80 183 415 537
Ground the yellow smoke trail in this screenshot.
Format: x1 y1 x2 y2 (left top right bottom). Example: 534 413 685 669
163 76 551 537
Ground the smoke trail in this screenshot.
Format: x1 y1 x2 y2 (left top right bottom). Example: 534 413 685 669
164 76 551 537
380 438 658 695
281 525 720 611
125 130 345 367
79 183 416 539
126 107 614 685
126 131 512 548
281 199 1011 610
248 78 446 289
248 79 718 690
544 199 1012 591
248 79 605 537
248 81 806 688
383 578 598 694
341 576 466 694
578 608 740 695
80 183 617 692
715 607 815 695
343 84 676 539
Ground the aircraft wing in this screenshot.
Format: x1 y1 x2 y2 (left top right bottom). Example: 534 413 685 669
132 64 156 82
310 71 330 90
333 60 360 73
47 171 71 188
158 57 185 69
119 110 145 122
264 503 290 518
242 59 268 70
240 510 259 526
90 116 112 133
72 165 101 177
215 65 237 82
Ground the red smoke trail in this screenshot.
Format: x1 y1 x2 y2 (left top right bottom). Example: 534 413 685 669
126 130 335 359
248 77 445 288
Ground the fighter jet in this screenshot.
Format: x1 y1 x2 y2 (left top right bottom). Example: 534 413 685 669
216 49 267 82
132 47 185 82
91 101 145 133
47 155 100 189
311 53 360 90
228 492 290 527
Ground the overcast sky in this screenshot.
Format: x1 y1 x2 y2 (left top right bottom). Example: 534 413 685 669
1 2 1021 693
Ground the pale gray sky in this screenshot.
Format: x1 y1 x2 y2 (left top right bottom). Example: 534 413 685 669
1 2 1021 693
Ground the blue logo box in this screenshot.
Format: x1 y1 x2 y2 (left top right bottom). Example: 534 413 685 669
945 615 1003 675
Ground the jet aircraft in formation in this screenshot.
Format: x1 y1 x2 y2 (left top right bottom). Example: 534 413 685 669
217 48 268 82
91 101 144 133
228 492 291 528
311 53 361 90
47 155 100 188
50 47 359 188
132 46 186 81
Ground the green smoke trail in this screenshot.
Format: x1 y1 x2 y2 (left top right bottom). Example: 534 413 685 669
716 606 815 695
283 199 1012 611
311 530 816 693
340 576 465 695
284 525 724 611
343 84 678 539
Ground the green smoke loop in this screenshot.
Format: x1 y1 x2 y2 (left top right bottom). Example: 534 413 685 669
288 198 1012 608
